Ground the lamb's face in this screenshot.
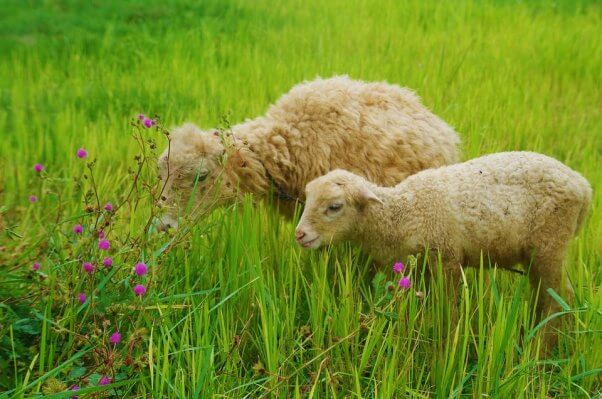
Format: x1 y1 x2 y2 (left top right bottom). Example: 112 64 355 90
295 170 382 249
157 123 234 230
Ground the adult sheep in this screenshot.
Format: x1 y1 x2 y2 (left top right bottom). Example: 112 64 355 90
157 76 460 229
295 151 592 352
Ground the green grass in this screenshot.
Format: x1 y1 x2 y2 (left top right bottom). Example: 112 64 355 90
1 0 601 397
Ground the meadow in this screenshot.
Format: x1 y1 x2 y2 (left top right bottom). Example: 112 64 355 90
0 0 601 397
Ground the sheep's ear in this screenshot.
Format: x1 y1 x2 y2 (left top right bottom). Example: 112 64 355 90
354 186 383 209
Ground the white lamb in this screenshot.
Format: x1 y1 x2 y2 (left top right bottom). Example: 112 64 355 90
296 151 592 349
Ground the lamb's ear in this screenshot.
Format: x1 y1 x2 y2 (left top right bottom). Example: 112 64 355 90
354 185 383 209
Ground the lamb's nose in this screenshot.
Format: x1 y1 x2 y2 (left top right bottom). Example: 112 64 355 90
295 229 306 240
156 221 171 232
156 214 178 232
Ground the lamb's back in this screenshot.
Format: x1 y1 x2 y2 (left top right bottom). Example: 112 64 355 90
398 152 588 261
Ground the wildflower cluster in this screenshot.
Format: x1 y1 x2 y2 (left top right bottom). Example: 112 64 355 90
392 261 411 290
138 113 156 129
11 114 174 396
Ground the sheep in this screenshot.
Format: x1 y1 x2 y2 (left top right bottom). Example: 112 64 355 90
295 151 592 350
157 76 460 229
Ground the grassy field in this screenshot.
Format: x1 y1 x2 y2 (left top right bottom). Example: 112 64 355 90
1 0 601 397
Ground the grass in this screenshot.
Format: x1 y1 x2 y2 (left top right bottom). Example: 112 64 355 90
0 0 601 397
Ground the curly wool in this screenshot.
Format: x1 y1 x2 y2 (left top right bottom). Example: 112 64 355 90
158 76 460 223
297 151 592 331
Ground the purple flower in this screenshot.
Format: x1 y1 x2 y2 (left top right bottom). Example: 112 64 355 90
78 292 87 304
133 284 146 296
102 257 113 268
393 262 405 273
98 375 111 386
32 262 40 271
138 113 145 120
34 163 44 173
29 195 38 203
143 118 153 128
83 262 94 274
73 224 83 234
109 331 122 345
69 385 80 399
76 148 88 159
98 239 110 250
97 230 105 239
134 262 148 276
398 276 411 290
104 202 113 212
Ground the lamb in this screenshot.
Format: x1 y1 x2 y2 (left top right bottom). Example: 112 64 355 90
295 151 591 348
157 76 460 229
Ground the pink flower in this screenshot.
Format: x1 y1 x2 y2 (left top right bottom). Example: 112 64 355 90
73 224 83 234
69 385 80 399
134 262 148 276
83 262 94 274
97 230 105 239
102 257 113 268
109 331 122 345
78 292 87 304
138 113 145 120
392 262 405 273
98 375 111 386
104 202 113 212
133 284 146 296
98 239 110 250
398 276 411 290
76 148 88 159
29 195 38 203
143 118 153 128
34 163 44 173
32 262 40 271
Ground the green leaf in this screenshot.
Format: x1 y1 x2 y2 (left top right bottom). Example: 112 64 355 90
68 366 86 379
375 310 399 321
546 287 571 311
12 318 41 335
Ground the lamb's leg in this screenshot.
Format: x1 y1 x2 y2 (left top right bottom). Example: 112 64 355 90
428 250 463 327
528 251 570 355
443 263 463 330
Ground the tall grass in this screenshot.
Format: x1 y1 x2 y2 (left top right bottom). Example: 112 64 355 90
0 0 600 397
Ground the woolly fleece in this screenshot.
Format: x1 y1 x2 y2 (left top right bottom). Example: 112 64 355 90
158 76 459 226
296 151 592 334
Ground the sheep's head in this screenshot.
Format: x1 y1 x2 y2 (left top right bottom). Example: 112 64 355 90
157 123 237 230
295 170 383 249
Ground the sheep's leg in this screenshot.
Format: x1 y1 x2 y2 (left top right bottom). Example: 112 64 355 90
442 263 463 330
436 251 463 297
427 249 463 328
274 199 302 219
528 251 570 355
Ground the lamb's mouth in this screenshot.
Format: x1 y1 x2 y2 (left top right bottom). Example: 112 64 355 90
299 236 320 249
156 214 179 232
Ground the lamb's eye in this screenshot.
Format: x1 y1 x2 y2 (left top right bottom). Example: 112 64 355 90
327 203 343 212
